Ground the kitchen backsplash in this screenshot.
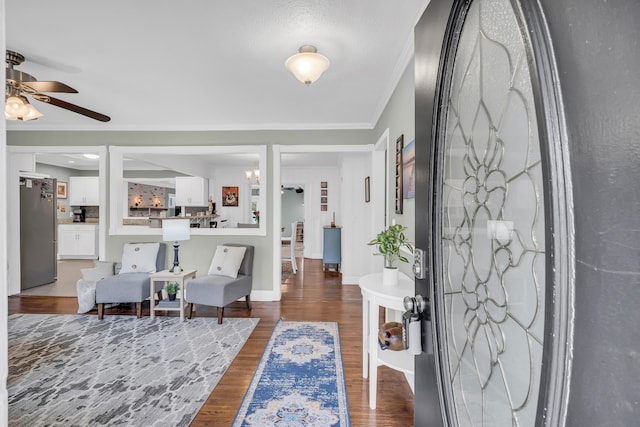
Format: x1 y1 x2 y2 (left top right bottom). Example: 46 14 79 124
81 206 100 218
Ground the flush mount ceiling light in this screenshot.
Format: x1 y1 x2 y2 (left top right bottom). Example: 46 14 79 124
285 45 330 85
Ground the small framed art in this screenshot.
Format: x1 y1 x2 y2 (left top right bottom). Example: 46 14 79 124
57 181 68 199
222 186 239 206
365 176 370 203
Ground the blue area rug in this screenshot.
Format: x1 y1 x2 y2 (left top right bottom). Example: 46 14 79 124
233 320 350 426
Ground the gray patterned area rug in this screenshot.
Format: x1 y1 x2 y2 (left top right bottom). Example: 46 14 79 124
8 313 259 426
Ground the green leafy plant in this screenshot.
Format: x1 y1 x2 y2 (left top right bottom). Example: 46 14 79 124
165 282 180 295
368 223 414 269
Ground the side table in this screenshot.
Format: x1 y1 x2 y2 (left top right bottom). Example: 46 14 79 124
359 272 415 409
150 269 197 321
322 226 342 272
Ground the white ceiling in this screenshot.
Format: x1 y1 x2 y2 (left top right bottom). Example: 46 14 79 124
6 0 429 132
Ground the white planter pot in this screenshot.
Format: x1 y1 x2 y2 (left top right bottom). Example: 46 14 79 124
383 267 399 287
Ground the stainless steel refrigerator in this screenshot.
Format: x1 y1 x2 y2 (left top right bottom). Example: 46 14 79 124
20 177 57 289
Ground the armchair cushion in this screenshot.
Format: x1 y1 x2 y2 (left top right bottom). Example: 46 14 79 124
96 273 160 303
119 242 160 274
207 245 246 278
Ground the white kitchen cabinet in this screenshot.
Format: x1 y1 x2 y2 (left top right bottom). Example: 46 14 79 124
175 176 209 206
69 176 99 206
58 224 98 259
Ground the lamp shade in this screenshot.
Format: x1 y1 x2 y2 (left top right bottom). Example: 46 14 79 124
285 45 330 85
162 218 191 241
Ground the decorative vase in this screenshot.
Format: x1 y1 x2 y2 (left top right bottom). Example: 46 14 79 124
168 293 177 301
383 267 399 286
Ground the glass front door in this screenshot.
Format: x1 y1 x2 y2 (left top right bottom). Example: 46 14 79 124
433 0 553 425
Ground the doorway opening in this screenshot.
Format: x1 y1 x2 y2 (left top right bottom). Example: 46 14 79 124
281 184 305 282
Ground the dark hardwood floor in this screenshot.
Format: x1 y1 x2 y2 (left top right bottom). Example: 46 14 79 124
9 257 415 426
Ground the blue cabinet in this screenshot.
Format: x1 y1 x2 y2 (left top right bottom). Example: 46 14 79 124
323 226 342 272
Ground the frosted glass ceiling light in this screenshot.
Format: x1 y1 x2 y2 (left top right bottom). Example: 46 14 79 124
285 45 330 85
5 95 29 119
5 95 42 121
22 103 43 121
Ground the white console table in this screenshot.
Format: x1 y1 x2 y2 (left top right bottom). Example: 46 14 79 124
359 272 415 409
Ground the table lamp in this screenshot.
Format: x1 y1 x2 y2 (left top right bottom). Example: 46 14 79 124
162 218 191 272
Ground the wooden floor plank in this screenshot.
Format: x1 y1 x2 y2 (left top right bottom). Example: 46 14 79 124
8 258 414 426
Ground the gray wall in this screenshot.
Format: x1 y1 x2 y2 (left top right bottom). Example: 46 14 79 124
373 60 417 245
540 0 640 424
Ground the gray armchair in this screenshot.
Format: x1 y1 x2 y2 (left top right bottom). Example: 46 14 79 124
186 243 254 324
95 243 167 319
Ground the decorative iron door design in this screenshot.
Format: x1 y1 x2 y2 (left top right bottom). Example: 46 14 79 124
429 0 574 425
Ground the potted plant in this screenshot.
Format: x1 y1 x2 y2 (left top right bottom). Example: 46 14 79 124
368 223 414 286
165 282 180 301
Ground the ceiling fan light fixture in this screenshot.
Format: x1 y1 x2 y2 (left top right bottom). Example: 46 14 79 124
21 103 43 121
285 45 330 85
5 95 30 118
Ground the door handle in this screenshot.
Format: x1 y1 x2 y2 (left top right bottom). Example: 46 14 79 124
403 294 427 314
402 294 427 355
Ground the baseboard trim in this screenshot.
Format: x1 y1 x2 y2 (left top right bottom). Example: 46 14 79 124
341 276 359 285
250 290 274 301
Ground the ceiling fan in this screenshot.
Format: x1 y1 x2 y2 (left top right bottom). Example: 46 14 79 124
282 185 304 193
5 50 110 122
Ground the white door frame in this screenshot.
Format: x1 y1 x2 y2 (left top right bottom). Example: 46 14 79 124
372 128 390 271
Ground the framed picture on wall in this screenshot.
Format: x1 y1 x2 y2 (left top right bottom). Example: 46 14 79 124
321 204 328 211
395 134 404 213
365 176 370 203
222 186 239 206
321 197 328 204
56 181 68 199
321 181 328 188
402 140 416 199
321 189 328 196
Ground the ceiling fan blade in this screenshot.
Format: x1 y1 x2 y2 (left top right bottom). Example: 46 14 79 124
22 81 78 93
32 94 111 122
